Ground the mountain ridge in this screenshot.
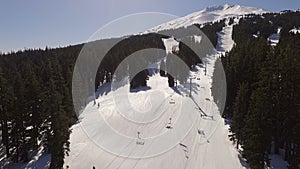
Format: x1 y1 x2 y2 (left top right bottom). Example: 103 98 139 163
147 4 269 32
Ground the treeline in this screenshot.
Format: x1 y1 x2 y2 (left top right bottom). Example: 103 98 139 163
213 11 300 169
158 20 225 87
96 33 168 90
0 46 80 168
95 21 224 90
96 33 204 89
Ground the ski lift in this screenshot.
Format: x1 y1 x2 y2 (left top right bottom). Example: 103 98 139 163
166 118 173 129
169 98 175 104
136 132 145 145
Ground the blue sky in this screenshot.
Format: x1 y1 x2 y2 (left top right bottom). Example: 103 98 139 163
0 0 299 53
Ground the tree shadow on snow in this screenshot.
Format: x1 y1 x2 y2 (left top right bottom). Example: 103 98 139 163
238 154 250 169
171 87 182 95
95 83 112 98
130 86 152 93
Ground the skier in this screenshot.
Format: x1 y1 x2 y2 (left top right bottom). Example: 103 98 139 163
97 102 100 108
93 99 96 105
166 118 173 129
136 131 145 145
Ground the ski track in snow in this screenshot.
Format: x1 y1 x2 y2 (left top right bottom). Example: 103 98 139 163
64 59 241 169
216 18 239 53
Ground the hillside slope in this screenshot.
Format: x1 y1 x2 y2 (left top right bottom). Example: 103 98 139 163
63 15 242 169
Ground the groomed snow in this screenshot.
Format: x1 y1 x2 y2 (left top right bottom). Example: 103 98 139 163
216 18 239 53
64 59 244 169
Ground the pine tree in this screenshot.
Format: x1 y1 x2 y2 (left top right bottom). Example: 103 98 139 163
290 34 300 168
230 82 249 149
159 60 166 76
0 67 14 157
23 63 43 155
167 74 175 87
243 88 272 169
47 56 72 169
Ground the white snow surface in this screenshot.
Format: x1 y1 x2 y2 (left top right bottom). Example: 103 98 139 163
290 28 300 34
216 18 239 53
193 35 202 43
162 37 180 54
64 61 244 169
147 4 268 33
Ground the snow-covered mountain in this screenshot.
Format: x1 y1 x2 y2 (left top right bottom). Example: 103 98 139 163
7 4 284 169
63 4 270 169
147 4 268 32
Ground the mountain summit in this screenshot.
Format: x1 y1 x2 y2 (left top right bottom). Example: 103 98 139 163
148 4 268 32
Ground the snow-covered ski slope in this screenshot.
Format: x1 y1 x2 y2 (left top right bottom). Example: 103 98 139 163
64 13 245 168
216 18 239 53
64 64 240 169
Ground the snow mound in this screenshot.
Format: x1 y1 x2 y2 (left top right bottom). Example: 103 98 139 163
162 37 180 54
290 28 300 34
147 4 268 32
193 35 202 43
